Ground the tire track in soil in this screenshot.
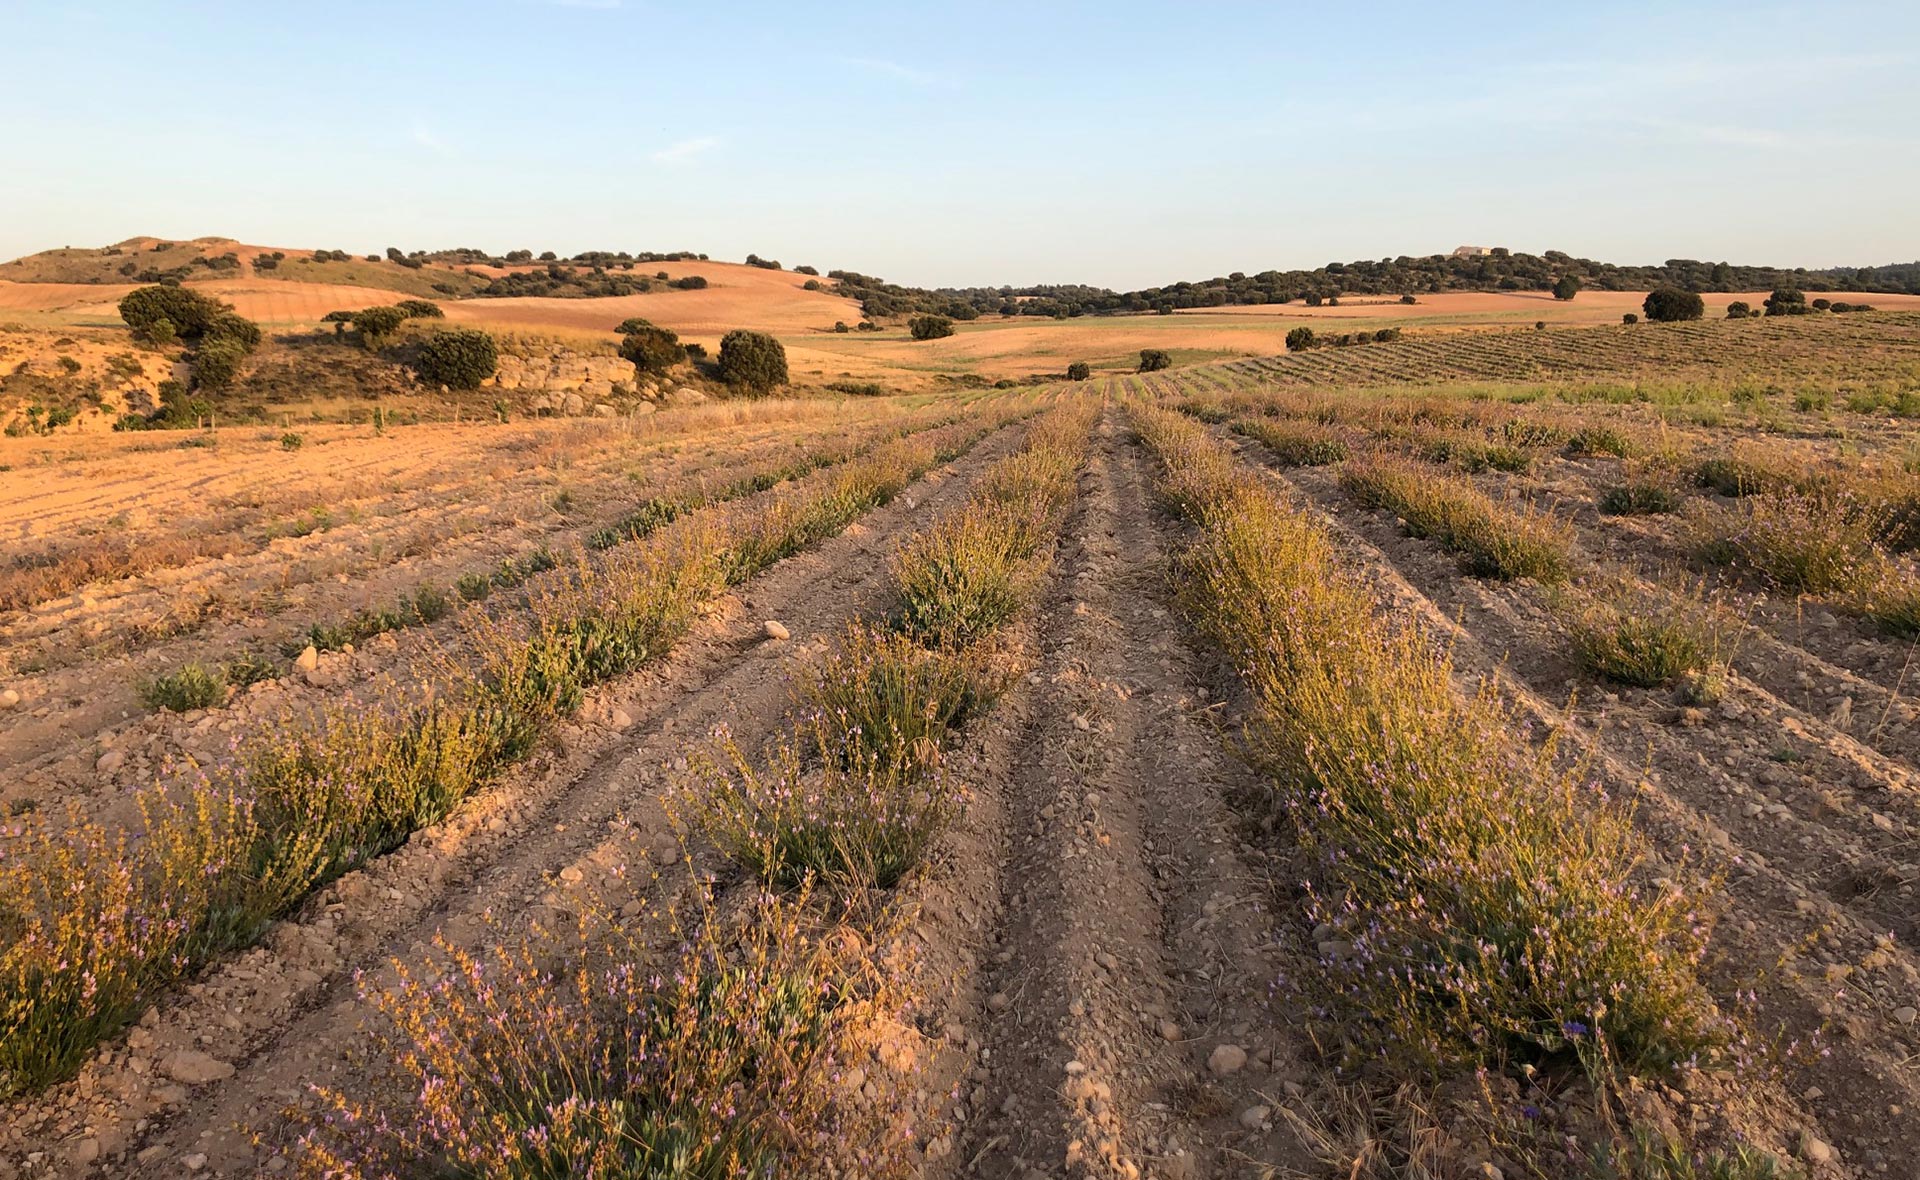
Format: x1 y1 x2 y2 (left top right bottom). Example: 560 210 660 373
1232 440 1920 1176
0 421 1027 1179
958 411 1316 1180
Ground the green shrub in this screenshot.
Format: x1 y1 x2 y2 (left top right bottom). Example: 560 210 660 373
1643 288 1704 323
204 312 261 351
908 315 954 341
192 339 249 390
1138 348 1172 372
1725 301 1751 319
394 299 443 319
280 432 304 451
1066 362 1091 381
352 306 408 346
1622 313 1639 324
1285 326 1317 352
890 506 1039 647
414 329 499 389
614 317 655 335
799 626 995 773
1562 585 1733 688
1763 288 1808 316
1552 274 1581 301
716 329 788 394
618 326 684 376
118 285 224 340
1599 480 1683 515
138 664 227 712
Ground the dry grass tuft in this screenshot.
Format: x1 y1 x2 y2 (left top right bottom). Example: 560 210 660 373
1341 457 1574 582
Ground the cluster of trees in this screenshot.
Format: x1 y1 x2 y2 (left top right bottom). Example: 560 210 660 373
251 251 288 272
744 254 781 270
312 300 491 388
117 285 263 391
326 300 447 348
1285 326 1401 352
1138 349 1171 372
826 250 1920 323
1756 288 1876 317
614 317 788 395
309 249 354 263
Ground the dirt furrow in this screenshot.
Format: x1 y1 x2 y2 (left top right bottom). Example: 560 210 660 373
960 414 1314 1180
0 421 1024 1179
1245 447 1920 1175
0 415 923 808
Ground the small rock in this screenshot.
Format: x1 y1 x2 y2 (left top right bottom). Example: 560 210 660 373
0 688 19 709
987 992 1011 1014
763 620 790 641
1207 1044 1248 1077
160 1048 234 1086
1065 1060 1087 1075
74 1139 100 1165
1238 1104 1270 1130
1892 1006 1917 1026
96 749 125 775
295 645 320 672
1800 1133 1834 1165
1159 1020 1182 1042
182 1152 208 1171
558 865 585 884
609 707 634 730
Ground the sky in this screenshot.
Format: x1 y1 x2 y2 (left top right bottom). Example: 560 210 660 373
1 1 1916 290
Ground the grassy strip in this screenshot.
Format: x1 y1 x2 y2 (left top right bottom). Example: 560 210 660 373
1230 417 1349 466
133 415 972 712
299 402 1099 1176
1340 456 1574 582
674 402 1098 890
0 413 1014 1099
1696 490 1920 639
1133 403 1721 1078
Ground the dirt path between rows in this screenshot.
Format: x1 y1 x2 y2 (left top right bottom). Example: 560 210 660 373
0 422 1026 1179
953 411 1318 1179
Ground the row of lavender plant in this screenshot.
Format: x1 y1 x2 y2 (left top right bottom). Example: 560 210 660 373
290 399 1100 1176
1129 402 1762 1172
0 402 1031 1100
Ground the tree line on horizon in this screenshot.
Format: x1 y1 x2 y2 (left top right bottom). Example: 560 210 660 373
827 250 1920 321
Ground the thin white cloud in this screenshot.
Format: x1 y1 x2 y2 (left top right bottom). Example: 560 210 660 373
411 122 453 156
651 136 720 165
543 0 621 8
839 56 937 86
1629 117 1786 149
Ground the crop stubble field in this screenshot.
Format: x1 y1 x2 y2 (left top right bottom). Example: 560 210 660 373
2 311 1919 1179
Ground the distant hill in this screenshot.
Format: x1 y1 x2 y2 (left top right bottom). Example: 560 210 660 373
8 238 1916 325
831 253 1920 320
0 238 735 302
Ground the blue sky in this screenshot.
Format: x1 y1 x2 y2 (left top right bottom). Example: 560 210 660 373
2 1 1914 289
